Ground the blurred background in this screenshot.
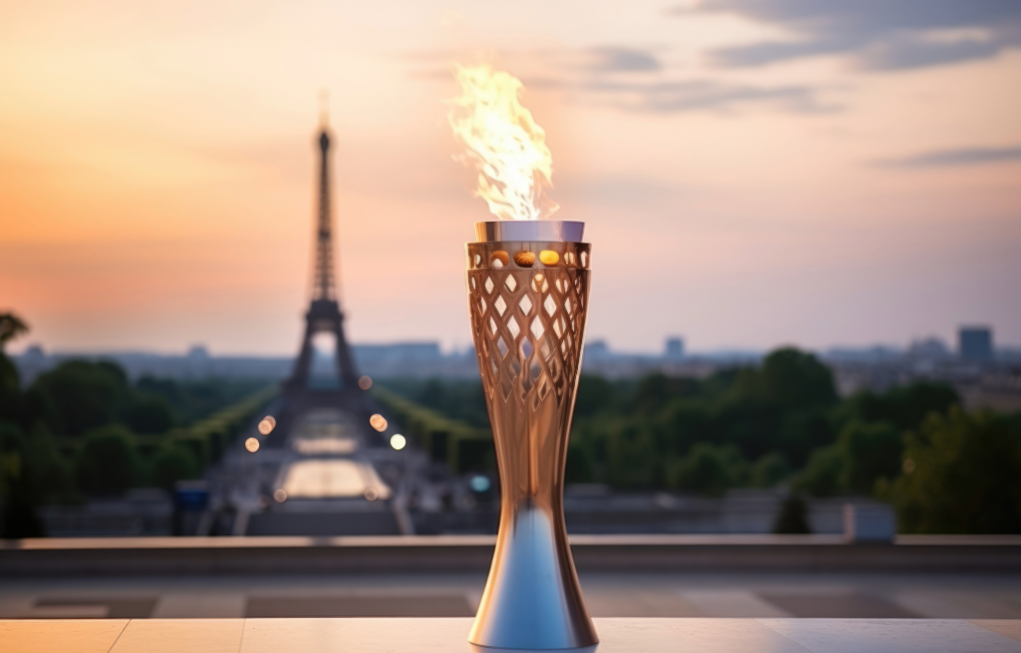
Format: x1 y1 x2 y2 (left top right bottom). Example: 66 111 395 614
1 0 1020 623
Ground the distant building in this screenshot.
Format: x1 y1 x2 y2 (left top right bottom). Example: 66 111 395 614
187 344 210 360
907 337 951 361
584 340 611 360
959 326 993 361
665 337 685 360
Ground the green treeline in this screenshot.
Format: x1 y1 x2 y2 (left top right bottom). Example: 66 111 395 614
372 385 493 475
0 327 274 537
382 348 1021 534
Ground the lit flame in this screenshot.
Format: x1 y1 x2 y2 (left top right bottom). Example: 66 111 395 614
449 64 558 221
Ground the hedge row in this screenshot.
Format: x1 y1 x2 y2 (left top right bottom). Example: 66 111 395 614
166 384 276 470
372 386 495 475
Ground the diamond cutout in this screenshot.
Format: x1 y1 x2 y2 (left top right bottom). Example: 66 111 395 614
485 276 494 294
544 294 557 317
504 275 517 292
489 317 498 335
564 297 572 315
552 319 562 339
471 277 477 290
497 336 508 358
509 357 521 380
507 315 520 338
518 295 533 315
530 317 545 340
580 251 588 267
538 376 549 400
494 295 507 316
522 339 534 360
530 357 542 382
480 297 486 313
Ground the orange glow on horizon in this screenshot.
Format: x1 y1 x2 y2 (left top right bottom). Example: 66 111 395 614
1 3 1019 353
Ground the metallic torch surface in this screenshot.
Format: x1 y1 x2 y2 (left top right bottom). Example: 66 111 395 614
465 220 598 651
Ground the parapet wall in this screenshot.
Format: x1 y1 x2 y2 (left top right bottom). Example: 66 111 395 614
2 534 1020 577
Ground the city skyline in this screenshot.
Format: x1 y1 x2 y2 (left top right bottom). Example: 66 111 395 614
2 1 1019 355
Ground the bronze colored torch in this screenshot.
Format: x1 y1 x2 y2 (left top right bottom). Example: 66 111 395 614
466 219 598 651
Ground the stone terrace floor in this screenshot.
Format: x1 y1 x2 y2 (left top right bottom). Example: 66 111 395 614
3 570 1021 620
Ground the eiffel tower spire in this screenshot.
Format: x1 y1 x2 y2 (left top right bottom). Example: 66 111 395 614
286 112 359 392
312 126 337 302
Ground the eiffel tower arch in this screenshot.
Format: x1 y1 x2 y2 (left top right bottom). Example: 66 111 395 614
285 126 360 394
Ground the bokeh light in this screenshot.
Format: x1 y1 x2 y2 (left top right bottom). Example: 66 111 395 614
358 375 373 390
273 489 287 503
369 414 388 432
470 475 491 492
258 416 276 435
390 433 406 450
244 437 260 453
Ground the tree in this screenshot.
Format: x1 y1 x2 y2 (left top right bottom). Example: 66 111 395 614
0 313 28 423
0 313 28 351
795 420 902 497
838 420 901 494
23 423 76 505
668 444 749 497
759 348 838 410
31 361 130 435
122 393 176 434
881 408 1021 534
777 407 837 468
841 382 959 431
750 452 791 488
606 422 660 489
75 425 138 496
575 375 615 417
0 421 45 538
150 446 198 490
796 445 845 497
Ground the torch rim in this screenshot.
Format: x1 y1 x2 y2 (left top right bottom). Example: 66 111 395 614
475 221 585 243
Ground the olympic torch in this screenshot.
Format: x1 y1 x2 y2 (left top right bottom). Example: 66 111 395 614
450 65 598 651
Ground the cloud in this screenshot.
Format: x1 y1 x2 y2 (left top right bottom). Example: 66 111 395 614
871 146 1021 167
556 79 838 114
587 47 662 72
401 47 837 115
677 1 1021 70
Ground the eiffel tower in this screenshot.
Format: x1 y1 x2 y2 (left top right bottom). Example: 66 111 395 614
285 119 360 394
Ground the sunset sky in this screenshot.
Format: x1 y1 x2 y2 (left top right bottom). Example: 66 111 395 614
2 1 1019 355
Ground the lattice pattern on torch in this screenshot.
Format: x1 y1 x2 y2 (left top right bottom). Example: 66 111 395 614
466 242 591 410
